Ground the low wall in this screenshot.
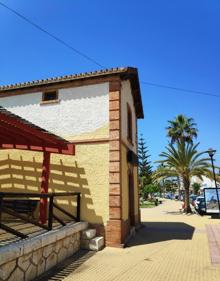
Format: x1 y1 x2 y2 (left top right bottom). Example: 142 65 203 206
0 221 88 281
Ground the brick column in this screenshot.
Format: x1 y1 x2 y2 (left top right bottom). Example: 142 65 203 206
106 80 123 247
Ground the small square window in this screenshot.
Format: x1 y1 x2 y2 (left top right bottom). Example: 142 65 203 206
42 91 58 102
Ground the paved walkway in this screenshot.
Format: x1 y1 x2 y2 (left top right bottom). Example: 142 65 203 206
63 200 220 281
206 224 220 265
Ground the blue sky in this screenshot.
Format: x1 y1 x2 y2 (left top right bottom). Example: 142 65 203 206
0 0 220 166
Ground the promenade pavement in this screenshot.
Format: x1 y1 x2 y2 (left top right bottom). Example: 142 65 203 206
62 200 220 281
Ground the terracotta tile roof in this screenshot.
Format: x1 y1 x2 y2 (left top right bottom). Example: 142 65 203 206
0 67 129 91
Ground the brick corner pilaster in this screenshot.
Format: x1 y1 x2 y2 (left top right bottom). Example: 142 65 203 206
106 80 123 246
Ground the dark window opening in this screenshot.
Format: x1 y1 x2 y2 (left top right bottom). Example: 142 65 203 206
127 105 133 142
42 91 58 102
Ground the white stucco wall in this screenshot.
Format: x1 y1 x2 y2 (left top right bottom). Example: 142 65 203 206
121 80 137 152
0 83 109 139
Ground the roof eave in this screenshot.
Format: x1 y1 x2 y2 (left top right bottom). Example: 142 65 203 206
0 66 144 119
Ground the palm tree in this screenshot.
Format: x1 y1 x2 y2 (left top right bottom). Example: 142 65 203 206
167 114 198 144
155 142 211 213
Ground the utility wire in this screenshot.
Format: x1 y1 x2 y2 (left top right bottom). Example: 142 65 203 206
141 81 220 99
0 1 105 68
1 2 220 99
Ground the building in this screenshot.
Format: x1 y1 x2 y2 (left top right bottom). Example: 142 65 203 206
191 176 215 190
0 67 144 247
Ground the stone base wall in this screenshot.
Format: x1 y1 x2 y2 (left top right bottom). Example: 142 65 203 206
0 222 88 281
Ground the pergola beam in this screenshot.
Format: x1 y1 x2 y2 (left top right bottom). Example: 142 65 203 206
0 123 34 144
0 143 75 155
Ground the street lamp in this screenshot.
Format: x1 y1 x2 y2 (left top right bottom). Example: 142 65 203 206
218 169 220 188
161 163 165 198
207 148 220 215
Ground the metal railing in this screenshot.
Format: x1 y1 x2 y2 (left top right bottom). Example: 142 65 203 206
0 192 81 239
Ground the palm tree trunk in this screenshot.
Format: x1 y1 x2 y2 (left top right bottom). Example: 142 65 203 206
183 177 191 213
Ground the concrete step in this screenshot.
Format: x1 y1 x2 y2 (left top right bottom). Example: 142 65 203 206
81 236 104 251
81 228 96 240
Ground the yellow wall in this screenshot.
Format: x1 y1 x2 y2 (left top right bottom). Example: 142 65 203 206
51 143 109 224
0 150 43 193
0 143 109 225
121 143 139 223
65 125 109 141
120 79 140 225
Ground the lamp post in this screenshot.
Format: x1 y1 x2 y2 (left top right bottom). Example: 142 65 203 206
161 163 165 197
219 169 220 187
207 148 220 215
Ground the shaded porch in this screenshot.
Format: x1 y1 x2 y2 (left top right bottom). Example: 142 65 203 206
0 106 80 242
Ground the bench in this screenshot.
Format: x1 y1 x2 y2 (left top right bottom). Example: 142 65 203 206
2 199 39 219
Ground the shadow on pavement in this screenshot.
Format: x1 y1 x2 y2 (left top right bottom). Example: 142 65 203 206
127 222 195 247
210 214 220 219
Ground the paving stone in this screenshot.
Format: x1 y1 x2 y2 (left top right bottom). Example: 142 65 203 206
0 260 16 281
8 267 24 281
32 249 43 266
57 247 67 264
17 252 32 271
45 252 57 271
25 264 37 281
43 244 54 258
37 257 46 277
70 233 77 244
55 239 63 254
0 244 23 266
76 233 80 241
41 232 56 247
23 237 41 255
63 236 71 249
206 225 220 265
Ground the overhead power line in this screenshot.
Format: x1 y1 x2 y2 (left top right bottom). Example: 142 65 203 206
0 1 105 68
1 2 220 100
141 81 220 99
